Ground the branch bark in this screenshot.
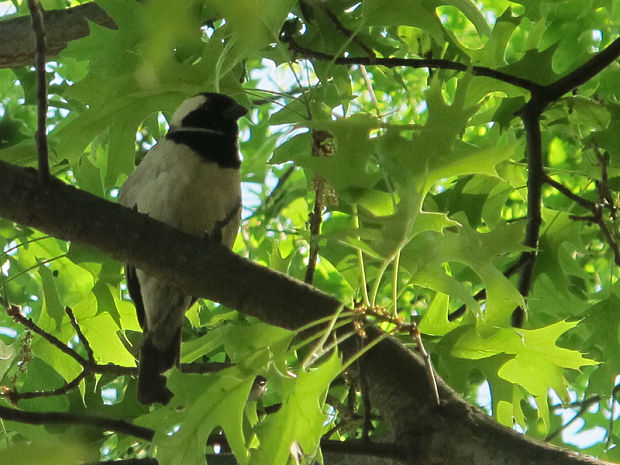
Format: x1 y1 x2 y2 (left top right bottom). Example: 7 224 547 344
0 160 614 465
0 2 115 69
26 0 50 184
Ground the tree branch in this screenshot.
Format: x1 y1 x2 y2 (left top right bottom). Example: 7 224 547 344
512 104 543 327
0 160 614 465
6 304 90 369
543 175 597 211
10 372 89 401
65 306 95 362
0 404 154 441
543 162 620 268
509 37 620 326
0 2 116 69
281 31 543 92
280 28 620 328
3 302 235 401
26 0 50 185
321 438 407 461
0 161 340 330
305 130 333 285
546 37 620 102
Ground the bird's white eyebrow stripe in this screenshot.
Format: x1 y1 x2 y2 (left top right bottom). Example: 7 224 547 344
168 127 226 136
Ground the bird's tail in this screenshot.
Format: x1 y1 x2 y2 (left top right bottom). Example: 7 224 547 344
137 329 180 405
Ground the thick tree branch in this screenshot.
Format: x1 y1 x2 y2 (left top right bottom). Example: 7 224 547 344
0 161 337 330
321 439 407 461
0 2 115 69
0 160 614 465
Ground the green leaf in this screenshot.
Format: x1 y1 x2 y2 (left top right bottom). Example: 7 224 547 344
0 436 93 465
362 0 446 44
499 44 561 86
442 0 492 37
250 352 342 465
298 115 384 194
142 368 255 465
205 0 296 69
470 7 521 67
37 263 65 331
419 292 460 335
0 339 18 382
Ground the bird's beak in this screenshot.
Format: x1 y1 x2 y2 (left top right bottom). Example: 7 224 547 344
225 102 248 121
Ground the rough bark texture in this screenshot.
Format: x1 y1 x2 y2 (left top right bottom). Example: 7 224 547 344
0 2 115 69
0 160 614 465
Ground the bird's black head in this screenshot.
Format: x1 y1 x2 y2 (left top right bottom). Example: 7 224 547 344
171 93 247 134
167 93 247 168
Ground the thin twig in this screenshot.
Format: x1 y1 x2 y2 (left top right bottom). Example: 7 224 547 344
65 306 94 361
545 174 620 267
5 304 236 402
360 65 382 118
352 205 370 307
318 3 374 57
543 175 596 211
607 393 616 450
594 148 613 210
410 323 440 406
247 164 296 221
9 372 88 402
570 215 598 222
305 177 324 285
7 305 90 368
90 460 157 465
0 405 154 441
545 389 610 442
359 307 440 406
305 130 333 284
281 33 543 93
26 0 49 185
513 103 544 328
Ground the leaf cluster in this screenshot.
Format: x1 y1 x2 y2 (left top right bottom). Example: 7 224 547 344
0 0 619 463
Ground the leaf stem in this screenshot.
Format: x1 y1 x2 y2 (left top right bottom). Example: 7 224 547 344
352 204 370 307
391 250 401 318
370 256 391 308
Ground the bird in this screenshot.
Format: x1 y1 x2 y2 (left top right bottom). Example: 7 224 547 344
118 92 247 404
